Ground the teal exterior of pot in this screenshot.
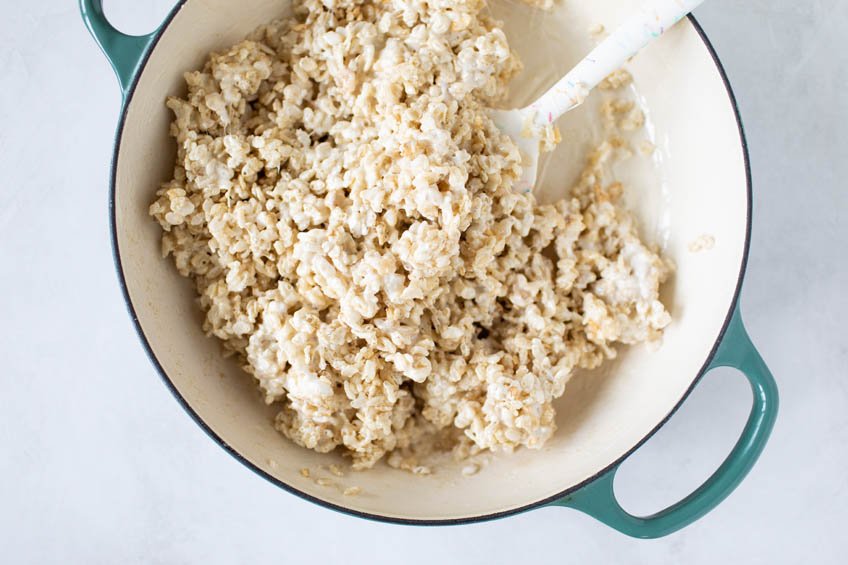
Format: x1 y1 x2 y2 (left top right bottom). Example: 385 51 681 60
552 306 778 538
79 0 161 97
80 0 778 538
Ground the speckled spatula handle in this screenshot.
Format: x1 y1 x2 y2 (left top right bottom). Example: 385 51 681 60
529 0 706 126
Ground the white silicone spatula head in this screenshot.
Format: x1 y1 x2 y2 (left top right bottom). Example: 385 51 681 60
492 0 707 193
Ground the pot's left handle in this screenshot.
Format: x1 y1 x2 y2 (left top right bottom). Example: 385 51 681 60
79 0 166 98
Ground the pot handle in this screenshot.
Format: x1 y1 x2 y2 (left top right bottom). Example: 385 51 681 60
550 304 778 538
79 0 167 97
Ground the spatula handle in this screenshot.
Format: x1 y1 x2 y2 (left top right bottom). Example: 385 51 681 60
528 0 706 126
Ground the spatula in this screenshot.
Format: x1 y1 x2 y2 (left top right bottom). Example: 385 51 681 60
490 0 706 192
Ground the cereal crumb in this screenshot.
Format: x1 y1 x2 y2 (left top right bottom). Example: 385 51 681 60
639 140 656 156
589 23 606 40
315 478 335 487
619 108 645 132
599 69 633 91
609 136 634 159
299 468 310 479
343 486 363 496
520 0 554 10
606 182 623 201
462 463 480 477
601 98 635 130
327 464 345 477
688 235 716 253
267 458 279 470
646 336 664 352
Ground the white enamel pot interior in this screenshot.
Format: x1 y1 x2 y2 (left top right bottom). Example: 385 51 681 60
91 0 764 527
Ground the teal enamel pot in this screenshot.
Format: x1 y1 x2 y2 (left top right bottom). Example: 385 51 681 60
81 0 778 537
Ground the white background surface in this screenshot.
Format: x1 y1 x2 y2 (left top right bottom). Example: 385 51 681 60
1 0 845 563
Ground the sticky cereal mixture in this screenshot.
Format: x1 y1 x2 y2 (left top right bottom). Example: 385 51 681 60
519 0 555 10
150 0 671 471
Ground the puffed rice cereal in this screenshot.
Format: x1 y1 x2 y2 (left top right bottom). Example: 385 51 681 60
150 0 671 471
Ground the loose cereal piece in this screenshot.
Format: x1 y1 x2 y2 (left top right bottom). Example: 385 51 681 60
609 135 634 159
462 463 480 477
520 0 555 10
639 140 656 156
343 486 363 496
599 69 633 91
619 108 646 131
589 23 606 40
689 235 716 253
601 98 636 129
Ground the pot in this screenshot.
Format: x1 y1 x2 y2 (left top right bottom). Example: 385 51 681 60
80 0 778 538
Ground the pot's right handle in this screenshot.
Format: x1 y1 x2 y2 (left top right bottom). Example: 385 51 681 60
79 0 166 97
551 304 778 538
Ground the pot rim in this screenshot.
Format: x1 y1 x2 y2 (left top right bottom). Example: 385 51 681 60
109 6 752 526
